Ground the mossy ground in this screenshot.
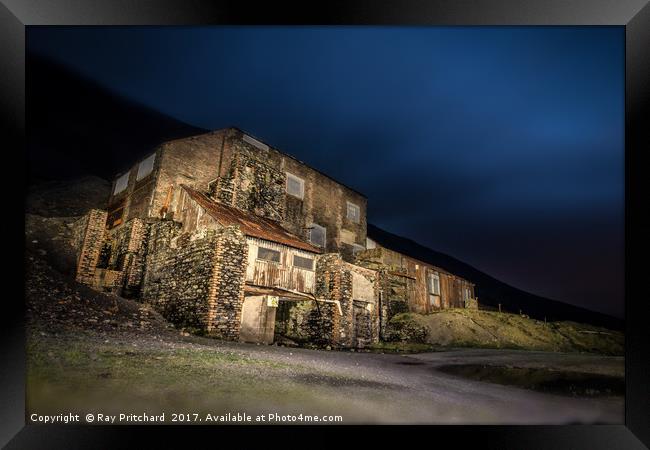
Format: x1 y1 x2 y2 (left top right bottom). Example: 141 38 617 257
387 309 623 355
26 333 403 423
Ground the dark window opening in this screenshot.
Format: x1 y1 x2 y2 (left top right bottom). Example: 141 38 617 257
107 206 125 230
293 255 314 270
309 223 326 248
258 246 281 263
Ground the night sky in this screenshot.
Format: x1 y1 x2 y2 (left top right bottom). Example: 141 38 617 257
27 26 625 318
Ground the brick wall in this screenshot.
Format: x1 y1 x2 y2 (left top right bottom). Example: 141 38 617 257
120 219 148 297
93 269 124 292
75 209 108 285
105 130 226 226
155 131 226 220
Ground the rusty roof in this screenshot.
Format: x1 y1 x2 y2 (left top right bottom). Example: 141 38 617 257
181 185 322 254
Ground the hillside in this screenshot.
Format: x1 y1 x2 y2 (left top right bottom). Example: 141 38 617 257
367 224 624 331
384 310 623 356
27 53 207 183
26 51 622 332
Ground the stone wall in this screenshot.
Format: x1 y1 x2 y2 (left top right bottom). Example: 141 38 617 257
93 218 151 296
140 221 248 337
206 226 249 340
315 253 379 348
141 219 184 308
274 300 334 345
213 150 286 222
275 300 312 341
212 129 368 260
142 227 219 329
92 269 124 292
74 209 108 285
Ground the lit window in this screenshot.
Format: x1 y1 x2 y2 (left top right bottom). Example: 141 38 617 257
428 272 441 295
136 152 156 180
113 172 130 195
257 247 280 263
293 255 314 270
286 172 304 199
346 201 360 223
309 223 326 248
107 204 125 229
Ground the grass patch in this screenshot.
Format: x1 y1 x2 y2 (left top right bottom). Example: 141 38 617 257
389 309 623 355
26 334 403 421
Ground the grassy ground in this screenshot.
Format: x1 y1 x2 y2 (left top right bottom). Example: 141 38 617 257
26 333 409 423
390 309 624 355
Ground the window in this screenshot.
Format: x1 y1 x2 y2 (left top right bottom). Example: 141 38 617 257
293 255 314 270
309 223 326 248
428 272 441 295
257 246 280 263
346 201 360 223
136 152 156 180
243 133 269 151
107 202 125 229
463 287 472 301
286 172 304 199
113 172 130 195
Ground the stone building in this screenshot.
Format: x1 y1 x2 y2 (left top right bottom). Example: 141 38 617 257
73 127 474 347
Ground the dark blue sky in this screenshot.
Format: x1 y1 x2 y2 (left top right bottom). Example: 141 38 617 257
27 26 625 317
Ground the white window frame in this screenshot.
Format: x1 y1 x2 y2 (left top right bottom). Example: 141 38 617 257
243 133 269 151
308 223 326 248
136 152 156 181
286 172 305 199
113 172 130 195
428 272 441 296
346 201 360 223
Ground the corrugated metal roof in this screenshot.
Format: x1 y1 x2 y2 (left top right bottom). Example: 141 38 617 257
181 185 322 254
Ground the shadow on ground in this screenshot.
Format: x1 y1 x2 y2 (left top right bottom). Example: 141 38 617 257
436 364 624 397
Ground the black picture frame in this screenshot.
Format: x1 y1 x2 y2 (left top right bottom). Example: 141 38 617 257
2 1 649 448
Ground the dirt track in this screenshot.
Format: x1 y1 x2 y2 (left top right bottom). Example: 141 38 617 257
27 328 624 425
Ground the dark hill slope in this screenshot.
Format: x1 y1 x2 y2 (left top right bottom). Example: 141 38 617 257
367 224 623 331
27 52 207 183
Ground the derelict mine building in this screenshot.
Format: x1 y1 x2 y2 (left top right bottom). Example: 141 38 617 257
73 127 476 347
